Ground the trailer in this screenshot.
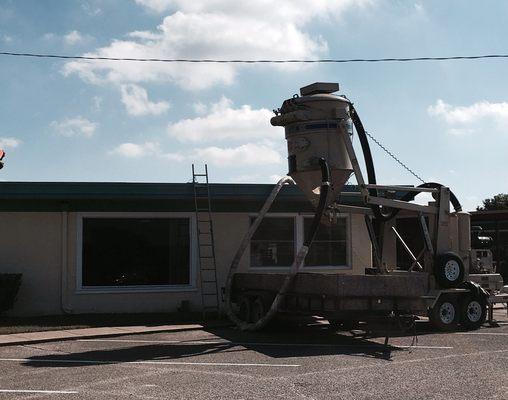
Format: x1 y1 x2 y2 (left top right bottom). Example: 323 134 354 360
223 82 501 333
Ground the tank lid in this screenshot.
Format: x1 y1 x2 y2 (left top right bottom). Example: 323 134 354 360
300 82 339 96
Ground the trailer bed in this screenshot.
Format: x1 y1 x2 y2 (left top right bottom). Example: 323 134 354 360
232 272 431 316
233 272 429 297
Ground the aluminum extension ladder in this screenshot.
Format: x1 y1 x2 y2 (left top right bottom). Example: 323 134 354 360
192 164 220 318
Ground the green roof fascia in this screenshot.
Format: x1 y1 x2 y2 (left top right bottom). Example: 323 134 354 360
0 182 363 212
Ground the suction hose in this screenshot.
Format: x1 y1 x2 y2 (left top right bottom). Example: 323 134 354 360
224 159 331 331
349 104 462 219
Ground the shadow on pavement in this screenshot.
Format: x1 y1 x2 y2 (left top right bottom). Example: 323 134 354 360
22 319 406 368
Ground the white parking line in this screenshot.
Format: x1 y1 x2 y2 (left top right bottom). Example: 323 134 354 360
78 338 453 350
0 389 77 394
0 358 299 368
456 332 508 336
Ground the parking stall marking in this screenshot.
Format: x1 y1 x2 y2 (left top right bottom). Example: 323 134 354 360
455 332 508 336
0 389 77 394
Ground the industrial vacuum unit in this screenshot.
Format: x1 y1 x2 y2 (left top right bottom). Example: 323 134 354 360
224 82 503 333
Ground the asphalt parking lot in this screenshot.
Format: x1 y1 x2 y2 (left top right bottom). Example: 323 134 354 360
0 309 506 399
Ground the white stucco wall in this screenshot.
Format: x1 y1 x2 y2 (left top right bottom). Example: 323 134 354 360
0 212 63 316
0 210 372 316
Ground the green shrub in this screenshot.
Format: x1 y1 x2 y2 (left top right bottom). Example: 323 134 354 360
0 274 22 313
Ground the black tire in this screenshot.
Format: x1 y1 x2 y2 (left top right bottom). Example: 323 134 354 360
460 296 487 330
429 295 460 331
434 252 465 288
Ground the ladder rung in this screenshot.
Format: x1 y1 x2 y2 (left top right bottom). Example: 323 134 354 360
202 293 218 296
197 220 211 223
200 243 213 246
200 256 214 259
193 173 208 177
202 280 217 283
198 231 211 235
201 268 216 271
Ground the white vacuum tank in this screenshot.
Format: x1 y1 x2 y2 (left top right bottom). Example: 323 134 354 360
271 82 353 208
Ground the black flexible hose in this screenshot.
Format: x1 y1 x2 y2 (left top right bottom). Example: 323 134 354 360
349 105 462 219
304 158 330 247
350 104 397 221
398 182 462 212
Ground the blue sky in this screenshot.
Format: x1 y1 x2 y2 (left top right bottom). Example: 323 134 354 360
0 0 507 210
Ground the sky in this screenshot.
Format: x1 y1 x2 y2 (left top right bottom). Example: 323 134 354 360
0 0 507 211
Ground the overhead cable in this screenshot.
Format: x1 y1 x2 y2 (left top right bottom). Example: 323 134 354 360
1 51 508 63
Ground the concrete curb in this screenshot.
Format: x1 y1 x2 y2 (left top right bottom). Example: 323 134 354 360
0 322 231 347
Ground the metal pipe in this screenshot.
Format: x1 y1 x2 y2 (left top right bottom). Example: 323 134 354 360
391 226 423 271
364 184 438 193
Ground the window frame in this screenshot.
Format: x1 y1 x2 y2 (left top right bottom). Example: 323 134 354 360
76 212 198 293
248 213 297 270
247 213 351 271
300 214 351 270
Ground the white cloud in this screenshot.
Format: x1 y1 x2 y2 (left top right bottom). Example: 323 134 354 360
191 143 282 166
44 31 93 46
428 99 508 134
412 192 434 206
1 34 12 43
168 97 275 142
42 33 56 41
134 0 172 13
109 141 160 158
63 0 372 89
109 141 281 166
192 101 207 115
120 84 170 116
230 173 285 183
50 116 97 137
64 30 86 45
0 137 21 148
81 2 102 16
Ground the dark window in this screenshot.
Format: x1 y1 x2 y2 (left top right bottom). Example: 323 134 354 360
304 217 347 266
250 217 294 267
82 218 190 287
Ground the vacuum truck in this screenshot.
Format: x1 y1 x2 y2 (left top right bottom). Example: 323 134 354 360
223 82 506 332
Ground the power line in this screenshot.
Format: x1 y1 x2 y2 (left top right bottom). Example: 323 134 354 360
1 51 508 64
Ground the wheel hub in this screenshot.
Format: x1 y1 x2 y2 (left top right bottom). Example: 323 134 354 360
466 300 482 322
439 302 455 324
444 260 460 281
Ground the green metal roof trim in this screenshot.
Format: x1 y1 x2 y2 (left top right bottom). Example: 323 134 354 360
0 182 363 212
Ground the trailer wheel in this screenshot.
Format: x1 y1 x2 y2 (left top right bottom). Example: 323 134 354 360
237 295 252 323
434 252 465 288
251 297 266 324
429 295 459 331
460 296 487 330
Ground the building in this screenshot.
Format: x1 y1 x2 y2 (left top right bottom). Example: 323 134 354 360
0 182 371 316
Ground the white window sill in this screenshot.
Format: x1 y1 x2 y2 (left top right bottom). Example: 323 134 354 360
75 285 198 294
